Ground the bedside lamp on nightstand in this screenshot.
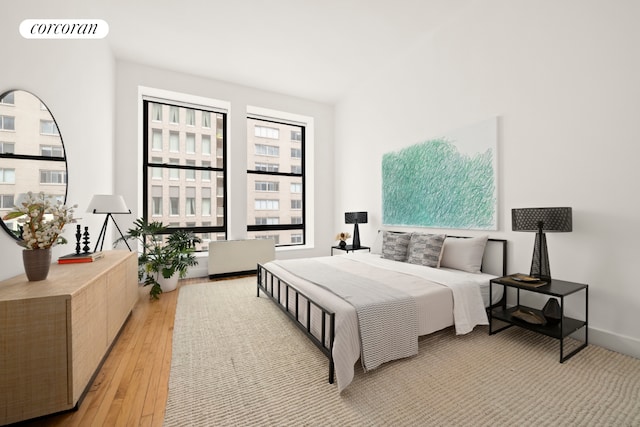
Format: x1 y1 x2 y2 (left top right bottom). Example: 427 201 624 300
512 207 572 281
345 211 368 249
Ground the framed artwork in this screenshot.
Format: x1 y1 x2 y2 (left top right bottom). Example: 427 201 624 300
382 117 497 230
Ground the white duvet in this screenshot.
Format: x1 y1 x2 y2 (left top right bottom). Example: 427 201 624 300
263 253 498 392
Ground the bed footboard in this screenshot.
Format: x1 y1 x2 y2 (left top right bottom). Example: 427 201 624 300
256 263 336 384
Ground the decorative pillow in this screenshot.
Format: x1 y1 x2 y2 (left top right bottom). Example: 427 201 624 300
439 235 489 273
381 231 411 262
406 233 446 267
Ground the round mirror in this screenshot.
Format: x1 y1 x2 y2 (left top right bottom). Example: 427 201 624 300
0 89 68 240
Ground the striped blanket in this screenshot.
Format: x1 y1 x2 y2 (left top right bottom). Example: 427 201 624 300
274 259 418 371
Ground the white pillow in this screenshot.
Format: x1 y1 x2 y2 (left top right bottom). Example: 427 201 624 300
439 235 489 273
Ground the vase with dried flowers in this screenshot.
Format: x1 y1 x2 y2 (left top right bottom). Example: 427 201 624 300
335 231 351 249
2 191 76 281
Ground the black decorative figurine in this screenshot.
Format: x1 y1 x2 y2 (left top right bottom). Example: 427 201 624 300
75 224 82 255
82 227 91 253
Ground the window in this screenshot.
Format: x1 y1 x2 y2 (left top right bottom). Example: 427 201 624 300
0 115 15 131
254 125 279 139
151 103 162 121
201 135 211 155
247 115 306 247
0 168 16 184
0 142 15 154
202 111 211 128
152 186 163 216
255 199 279 210
186 133 195 154
41 145 64 157
255 162 279 172
255 144 279 156
40 170 66 184
143 94 227 244
0 92 15 104
169 132 179 152
169 106 180 124
186 187 196 216
255 217 279 225
185 160 196 180
255 181 279 192
0 194 14 208
169 186 180 216
186 109 195 126
40 120 59 136
152 130 163 150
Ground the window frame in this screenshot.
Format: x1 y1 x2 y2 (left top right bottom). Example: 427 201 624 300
142 95 228 243
247 115 306 247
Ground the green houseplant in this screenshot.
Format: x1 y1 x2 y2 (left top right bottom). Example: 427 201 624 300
117 218 201 299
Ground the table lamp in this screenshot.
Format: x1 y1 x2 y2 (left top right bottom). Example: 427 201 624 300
512 207 572 281
345 211 368 249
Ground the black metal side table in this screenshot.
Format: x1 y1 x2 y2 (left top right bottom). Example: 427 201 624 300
489 275 588 362
330 245 371 256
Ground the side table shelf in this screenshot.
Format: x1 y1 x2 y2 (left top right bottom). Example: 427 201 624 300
489 275 588 363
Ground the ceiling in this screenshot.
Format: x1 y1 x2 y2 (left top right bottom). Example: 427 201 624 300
93 0 472 104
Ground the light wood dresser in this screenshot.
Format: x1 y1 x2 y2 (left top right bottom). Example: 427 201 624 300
0 250 138 425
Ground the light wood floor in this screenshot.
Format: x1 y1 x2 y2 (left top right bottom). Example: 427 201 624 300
21 277 210 427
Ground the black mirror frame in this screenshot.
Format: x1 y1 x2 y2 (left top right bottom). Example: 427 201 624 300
0 89 69 242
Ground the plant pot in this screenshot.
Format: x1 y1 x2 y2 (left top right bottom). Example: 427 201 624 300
22 248 52 281
339 240 347 249
157 273 179 293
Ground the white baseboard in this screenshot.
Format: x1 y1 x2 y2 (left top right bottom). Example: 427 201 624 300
589 327 640 359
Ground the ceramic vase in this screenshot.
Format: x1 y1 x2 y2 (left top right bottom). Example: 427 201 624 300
22 248 52 281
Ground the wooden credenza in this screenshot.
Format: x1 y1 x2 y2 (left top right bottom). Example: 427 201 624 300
0 250 138 425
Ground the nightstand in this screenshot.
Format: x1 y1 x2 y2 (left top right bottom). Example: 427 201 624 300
489 275 588 362
331 245 371 255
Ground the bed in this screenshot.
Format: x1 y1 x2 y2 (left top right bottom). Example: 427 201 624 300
256 233 507 392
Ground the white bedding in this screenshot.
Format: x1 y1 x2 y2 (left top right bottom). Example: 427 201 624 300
261 252 501 392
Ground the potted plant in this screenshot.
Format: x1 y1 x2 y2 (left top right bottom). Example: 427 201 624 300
2 191 76 281
117 218 202 299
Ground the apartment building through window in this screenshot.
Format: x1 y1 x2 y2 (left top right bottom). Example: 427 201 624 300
142 98 227 250
247 116 305 246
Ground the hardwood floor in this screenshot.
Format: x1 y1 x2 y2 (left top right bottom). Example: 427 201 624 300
21 277 209 427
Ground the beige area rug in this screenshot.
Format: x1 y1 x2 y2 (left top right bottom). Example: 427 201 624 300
164 277 640 426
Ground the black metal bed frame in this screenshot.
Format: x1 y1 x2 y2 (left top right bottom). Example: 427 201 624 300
257 264 336 383
256 238 507 385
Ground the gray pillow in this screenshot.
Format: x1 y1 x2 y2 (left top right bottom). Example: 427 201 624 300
381 231 411 261
406 233 446 267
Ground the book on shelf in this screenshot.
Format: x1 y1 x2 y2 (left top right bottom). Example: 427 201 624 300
58 251 104 264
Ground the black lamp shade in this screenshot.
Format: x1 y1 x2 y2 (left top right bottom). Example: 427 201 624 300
512 207 572 281
512 207 572 232
345 211 368 224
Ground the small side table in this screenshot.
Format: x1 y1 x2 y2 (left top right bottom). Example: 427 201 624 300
489 275 588 363
331 245 371 256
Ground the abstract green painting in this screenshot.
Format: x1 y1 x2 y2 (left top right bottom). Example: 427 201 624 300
382 118 497 230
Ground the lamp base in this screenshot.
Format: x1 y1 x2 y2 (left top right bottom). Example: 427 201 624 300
352 223 361 249
530 231 551 281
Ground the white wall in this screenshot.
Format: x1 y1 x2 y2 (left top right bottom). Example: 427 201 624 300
114 60 334 276
335 0 640 357
0 4 115 280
